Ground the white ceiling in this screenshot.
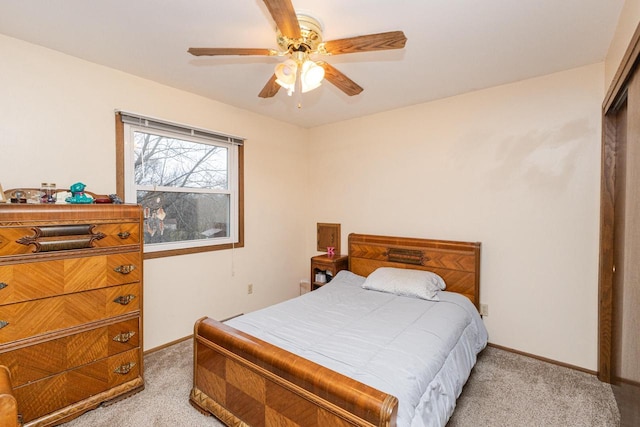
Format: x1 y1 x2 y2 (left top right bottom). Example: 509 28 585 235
0 0 624 128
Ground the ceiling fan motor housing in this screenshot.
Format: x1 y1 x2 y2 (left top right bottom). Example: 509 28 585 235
277 13 323 54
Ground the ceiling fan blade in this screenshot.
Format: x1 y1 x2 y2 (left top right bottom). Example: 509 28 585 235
188 47 273 56
323 31 407 55
258 74 281 98
262 0 301 39
318 62 363 96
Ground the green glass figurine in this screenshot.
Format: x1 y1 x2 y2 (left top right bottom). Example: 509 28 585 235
65 182 94 204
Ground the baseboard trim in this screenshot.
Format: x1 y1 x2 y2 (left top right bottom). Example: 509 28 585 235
144 335 192 355
487 343 597 376
144 336 599 377
613 376 640 387
142 315 244 355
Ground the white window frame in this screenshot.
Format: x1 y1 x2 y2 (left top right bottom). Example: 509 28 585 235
118 111 243 256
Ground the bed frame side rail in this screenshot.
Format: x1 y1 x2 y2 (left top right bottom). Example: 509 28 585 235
190 317 398 427
0 366 19 427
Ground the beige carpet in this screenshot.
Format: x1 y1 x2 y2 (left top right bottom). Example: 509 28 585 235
448 347 619 426
62 340 619 427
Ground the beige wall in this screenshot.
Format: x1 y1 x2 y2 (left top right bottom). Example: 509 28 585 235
308 63 604 370
0 34 311 350
606 0 640 90
0 31 611 370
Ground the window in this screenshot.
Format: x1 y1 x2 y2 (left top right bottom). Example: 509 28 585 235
116 112 244 258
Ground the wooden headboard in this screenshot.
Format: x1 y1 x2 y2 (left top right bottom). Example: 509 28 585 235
348 233 481 308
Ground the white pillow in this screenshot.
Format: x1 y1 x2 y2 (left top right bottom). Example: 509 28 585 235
362 267 446 301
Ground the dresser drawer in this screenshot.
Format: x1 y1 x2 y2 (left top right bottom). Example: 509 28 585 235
0 252 141 304
92 222 141 247
0 283 141 343
0 317 140 387
0 222 140 257
14 348 140 423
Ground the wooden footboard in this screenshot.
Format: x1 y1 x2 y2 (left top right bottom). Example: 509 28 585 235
0 366 18 427
190 317 398 427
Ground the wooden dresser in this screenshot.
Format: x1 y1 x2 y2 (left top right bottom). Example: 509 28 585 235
0 204 144 426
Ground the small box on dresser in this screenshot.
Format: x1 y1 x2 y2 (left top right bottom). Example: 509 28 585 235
0 203 144 426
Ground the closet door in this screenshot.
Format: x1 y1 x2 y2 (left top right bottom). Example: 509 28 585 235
616 74 640 425
599 28 640 425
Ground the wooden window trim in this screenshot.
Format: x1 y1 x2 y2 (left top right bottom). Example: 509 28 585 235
115 112 244 259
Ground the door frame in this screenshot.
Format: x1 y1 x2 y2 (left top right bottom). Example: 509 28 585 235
598 22 640 383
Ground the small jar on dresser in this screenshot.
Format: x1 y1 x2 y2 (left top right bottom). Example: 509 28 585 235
0 203 144 426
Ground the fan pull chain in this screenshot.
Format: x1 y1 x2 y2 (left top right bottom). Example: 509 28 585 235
295 65 303 109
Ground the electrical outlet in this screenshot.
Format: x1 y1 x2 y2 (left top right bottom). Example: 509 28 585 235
480 304 489 317
299 280 310 295
247 283 253 294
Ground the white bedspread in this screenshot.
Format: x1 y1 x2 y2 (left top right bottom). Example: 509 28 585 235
225 270 488 427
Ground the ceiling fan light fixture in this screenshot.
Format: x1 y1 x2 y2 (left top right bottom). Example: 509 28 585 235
275 59 297 86
301 60 324 93
274 58 324 95
275 59 298 96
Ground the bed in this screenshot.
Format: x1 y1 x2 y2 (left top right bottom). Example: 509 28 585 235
190 233 487 427
0 366 18 427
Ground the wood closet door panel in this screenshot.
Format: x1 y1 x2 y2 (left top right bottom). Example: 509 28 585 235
0 317 139 387
617 69 640 385
14 348 140 423
0 283 140 343
600 22 640 424
0 253 141 304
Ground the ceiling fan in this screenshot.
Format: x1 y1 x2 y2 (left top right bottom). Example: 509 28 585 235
188 0 407 102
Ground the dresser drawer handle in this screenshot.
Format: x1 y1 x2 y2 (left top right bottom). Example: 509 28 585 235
0 320 8 329
113 331 136 343
118 231 131 239
17 225 106 252
114 265 136 274
113 294 136 305
0 282 7 290
113 362 136 375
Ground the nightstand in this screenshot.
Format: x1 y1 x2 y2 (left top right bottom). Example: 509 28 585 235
310 254 348 290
